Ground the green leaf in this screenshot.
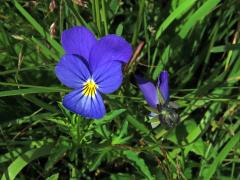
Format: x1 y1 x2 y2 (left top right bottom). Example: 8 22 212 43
145 106 159 114
0 148 25 163
46 173 59 180
45 137 71 171
1 145 53 180
185 103 220 144
112 120 131 145
94 109 126 125
179 0 221 38
23 94 59 113
131 0 145 46
184 139 206 157
116 24 123 36
13 0 64 55
101 0 108 35
32 37 59 61
166 119 198 144
126 115 150 135
155 0 197 40
89 148 109 171
0 87 68 97
123 150 154 180
94 0 102 36
110 173 136 180
202 131 240 180
119 119 129 138
152 45 171 80
112 135 132 145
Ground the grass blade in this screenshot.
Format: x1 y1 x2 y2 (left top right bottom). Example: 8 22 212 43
123 150 154 180
202 131 240 180
155 0 196 40
1 144 53 180
179 0 221 38
13 0 64 55
0 87 68 97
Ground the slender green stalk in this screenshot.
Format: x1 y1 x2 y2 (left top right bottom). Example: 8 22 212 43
91 0 96 23
94 0 102 36
101 0 108 35
131 0 145 46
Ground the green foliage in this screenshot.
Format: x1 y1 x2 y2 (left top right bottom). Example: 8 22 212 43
0 0 239 179
123 150 154 179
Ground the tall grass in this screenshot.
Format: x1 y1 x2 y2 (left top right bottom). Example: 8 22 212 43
0 0 239 179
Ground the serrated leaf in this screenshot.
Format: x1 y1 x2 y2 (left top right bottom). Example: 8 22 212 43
89 151 107 172
126 115 150 135
123 150 154 180
94 109 126 125
45 137 71 171
112 136 132 145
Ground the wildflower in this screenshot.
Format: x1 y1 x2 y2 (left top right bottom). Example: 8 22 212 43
136 70 179 128
55 26 132 119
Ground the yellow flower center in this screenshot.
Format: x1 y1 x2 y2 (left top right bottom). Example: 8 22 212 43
82 79 98 97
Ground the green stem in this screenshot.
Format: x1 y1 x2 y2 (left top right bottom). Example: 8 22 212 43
95 0 102 36
131 0 145 46
101 0 108 35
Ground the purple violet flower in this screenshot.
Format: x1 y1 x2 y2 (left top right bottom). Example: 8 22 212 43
136 70 169 108
136 71 180 128
55 26 132 119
